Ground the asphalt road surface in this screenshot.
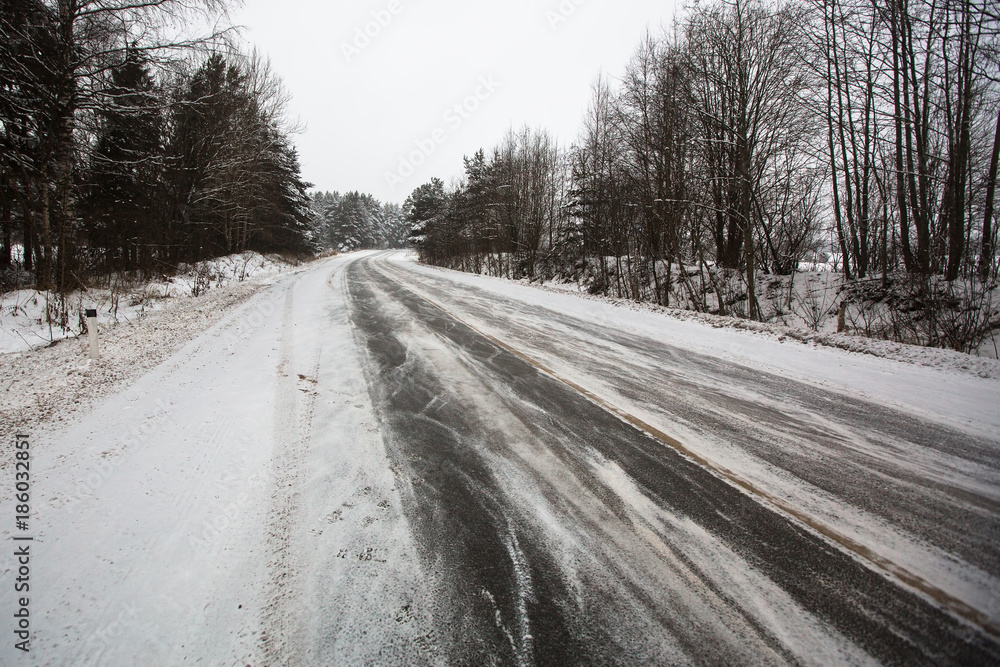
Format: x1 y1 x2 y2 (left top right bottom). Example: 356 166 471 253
344 252 1000 665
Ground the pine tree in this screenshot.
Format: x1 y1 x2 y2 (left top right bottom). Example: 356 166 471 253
82 50 164 274
404 179 448 263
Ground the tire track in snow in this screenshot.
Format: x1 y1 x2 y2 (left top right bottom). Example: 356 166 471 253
260 279 313 665
347 264 587 664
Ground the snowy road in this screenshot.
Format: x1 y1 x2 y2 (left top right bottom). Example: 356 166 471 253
3 251 999 665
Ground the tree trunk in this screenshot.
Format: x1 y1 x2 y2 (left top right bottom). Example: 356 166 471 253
825 0 853 280
891 0 914 273
899 1 932 274
980 105 1000 280
744 216 759 320
945 3 974 282
945 122 970 282
23 217 34 273
1 173 11 270
38 165 52 289
737 129 759 320
52 0 79 292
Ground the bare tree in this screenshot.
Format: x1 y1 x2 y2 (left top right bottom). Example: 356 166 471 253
684 0 812 319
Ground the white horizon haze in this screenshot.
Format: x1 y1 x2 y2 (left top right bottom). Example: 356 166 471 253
231 0 681 203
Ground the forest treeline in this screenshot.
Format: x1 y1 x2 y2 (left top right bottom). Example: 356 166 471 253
406 0 1000 351
311 191 409 253
0 0 316 293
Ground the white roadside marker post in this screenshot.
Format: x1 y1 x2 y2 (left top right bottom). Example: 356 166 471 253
85 308 99 359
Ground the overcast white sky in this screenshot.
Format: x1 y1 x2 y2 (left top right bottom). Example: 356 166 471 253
230 1 682 203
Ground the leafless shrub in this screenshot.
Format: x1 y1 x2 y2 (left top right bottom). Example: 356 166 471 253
841 275 999 353
794 282 837 332
190 265 214 297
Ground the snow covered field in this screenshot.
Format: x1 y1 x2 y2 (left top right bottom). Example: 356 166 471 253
1 250 997 664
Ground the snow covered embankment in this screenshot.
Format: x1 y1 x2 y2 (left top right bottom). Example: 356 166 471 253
0 252 305 442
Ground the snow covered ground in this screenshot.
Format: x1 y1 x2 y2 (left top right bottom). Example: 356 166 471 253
0 253 307 445
536 257 1000 361
0 250 997 664
1 251 436 664
0 252 294 355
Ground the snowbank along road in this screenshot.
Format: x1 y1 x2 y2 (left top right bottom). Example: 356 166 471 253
2 250 999 665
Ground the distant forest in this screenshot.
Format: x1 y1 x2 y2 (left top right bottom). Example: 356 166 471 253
310 191 409 253
405 0 1000 352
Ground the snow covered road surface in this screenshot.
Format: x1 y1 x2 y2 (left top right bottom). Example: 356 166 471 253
2 251 998 665
2 253 434 665
374 253 1000 631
